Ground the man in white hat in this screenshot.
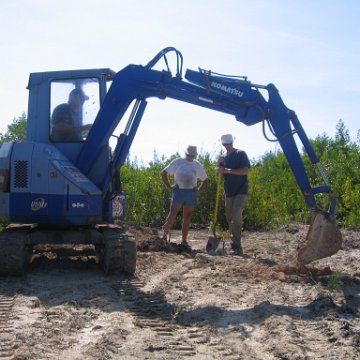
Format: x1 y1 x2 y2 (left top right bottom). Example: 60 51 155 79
218 134 250 255
161 145 208 250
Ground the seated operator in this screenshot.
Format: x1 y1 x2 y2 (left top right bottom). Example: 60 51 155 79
51 88 92 141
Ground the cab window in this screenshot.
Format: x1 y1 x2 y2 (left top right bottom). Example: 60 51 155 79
50 79 100 142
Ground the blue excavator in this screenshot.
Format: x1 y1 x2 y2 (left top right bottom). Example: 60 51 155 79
0 47 342 274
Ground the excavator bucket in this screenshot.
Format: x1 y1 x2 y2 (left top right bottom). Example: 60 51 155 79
296 212 342 265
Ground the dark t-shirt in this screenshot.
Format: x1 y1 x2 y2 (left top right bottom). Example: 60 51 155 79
223 149 250 197
51 103 82 141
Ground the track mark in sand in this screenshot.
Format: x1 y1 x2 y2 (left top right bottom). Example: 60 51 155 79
0 295 16 360
113 278 239 358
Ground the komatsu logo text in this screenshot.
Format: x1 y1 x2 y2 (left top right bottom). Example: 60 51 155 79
211 81 244 97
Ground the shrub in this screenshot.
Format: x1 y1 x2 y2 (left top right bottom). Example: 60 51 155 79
120 120 360 231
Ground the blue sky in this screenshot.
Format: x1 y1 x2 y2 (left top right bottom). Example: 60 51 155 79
1 0 359 164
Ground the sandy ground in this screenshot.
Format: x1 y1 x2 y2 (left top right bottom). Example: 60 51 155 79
0 223 359 359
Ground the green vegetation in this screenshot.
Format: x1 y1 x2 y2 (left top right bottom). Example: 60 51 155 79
325 272 343 291
2 115 360 230
0 113 27 144
122 119 360 231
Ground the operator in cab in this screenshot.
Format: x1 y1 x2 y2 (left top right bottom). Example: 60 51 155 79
51 88 92 142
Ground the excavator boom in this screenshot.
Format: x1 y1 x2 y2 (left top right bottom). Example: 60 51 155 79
76 48 342 264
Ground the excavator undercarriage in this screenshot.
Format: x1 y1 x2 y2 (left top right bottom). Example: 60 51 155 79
0 225 136 275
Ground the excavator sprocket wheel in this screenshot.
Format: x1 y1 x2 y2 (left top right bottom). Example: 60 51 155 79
296 213 342 265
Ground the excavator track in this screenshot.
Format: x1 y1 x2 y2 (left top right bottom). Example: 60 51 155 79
114 278 240 358
0 295 16 359
0 228 28 275
98 227 137 275
0 225 136 276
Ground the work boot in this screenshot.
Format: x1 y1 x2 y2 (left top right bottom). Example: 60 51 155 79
231 242 243 256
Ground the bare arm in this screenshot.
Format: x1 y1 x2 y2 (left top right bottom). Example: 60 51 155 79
161 170 176 190
218 166 249 176
195 178 208 192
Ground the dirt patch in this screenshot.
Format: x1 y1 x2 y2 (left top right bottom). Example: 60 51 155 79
0 223 359 359
137 236 192 254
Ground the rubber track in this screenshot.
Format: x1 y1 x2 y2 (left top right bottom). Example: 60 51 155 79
113 278 238 358
100 227 136 275
0 295 15 359
0 229 26 275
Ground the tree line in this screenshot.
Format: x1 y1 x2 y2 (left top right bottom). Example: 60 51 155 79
1 115 359 230
122 119 360 230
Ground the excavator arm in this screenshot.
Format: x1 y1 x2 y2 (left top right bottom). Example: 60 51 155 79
76 48 342 263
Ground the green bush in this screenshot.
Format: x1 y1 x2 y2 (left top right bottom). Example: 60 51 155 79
120 120 360 231
121 156 170 227
245 151 308 230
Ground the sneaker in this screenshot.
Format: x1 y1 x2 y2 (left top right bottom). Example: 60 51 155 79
180 242 192 252
233 248 243 256
231 242 243 256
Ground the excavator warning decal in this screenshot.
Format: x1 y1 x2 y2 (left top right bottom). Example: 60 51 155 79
112 195 125 218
